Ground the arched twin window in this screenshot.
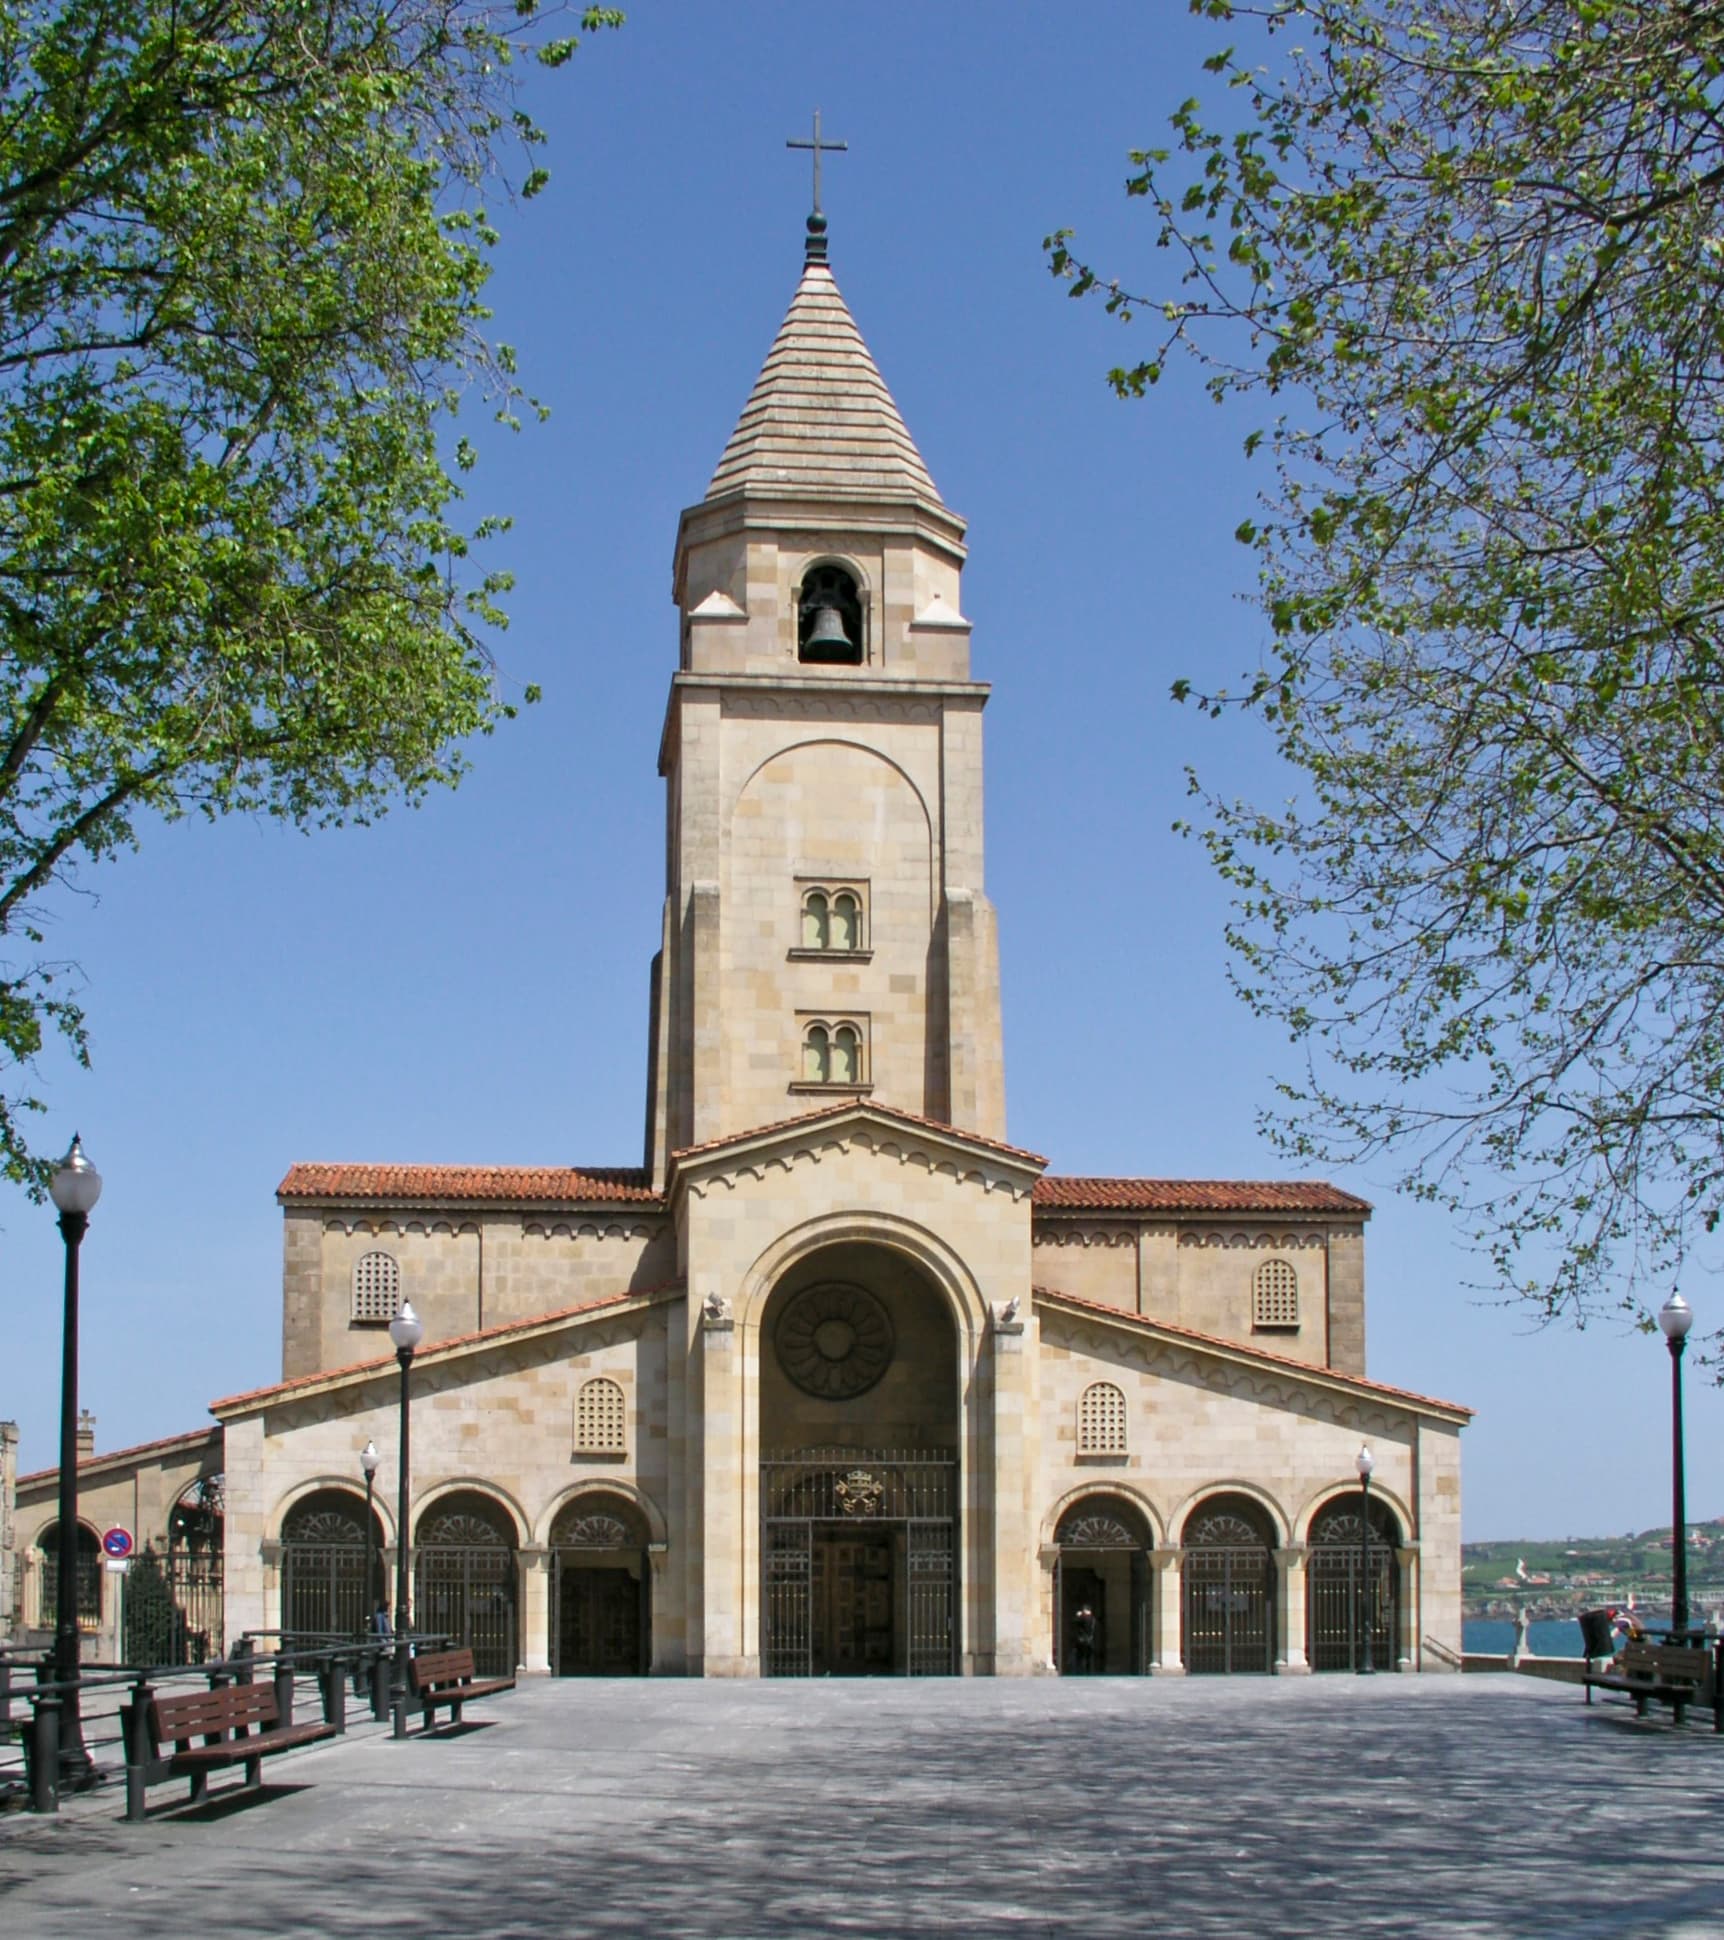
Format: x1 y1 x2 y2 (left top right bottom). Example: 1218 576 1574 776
800 885 864 952
1253 1258 1300 1330
575 1377 627 1457
1077 1382 1128 1457
352 1250 401 1323
802 1019 864 1086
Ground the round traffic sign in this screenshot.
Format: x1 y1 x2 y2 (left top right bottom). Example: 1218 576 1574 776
101 1526 134 1560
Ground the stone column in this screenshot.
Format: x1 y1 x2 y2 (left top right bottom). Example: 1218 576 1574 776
520 1546 550 1674
1035 1543 1063 1674
1397 1545 1419 1671
1150 1548 1185 1673
692 1293 750 1675
646 1541 669 1675
983 1302 1035 1674
1275 1545 1310 1672
259 1538 283 1644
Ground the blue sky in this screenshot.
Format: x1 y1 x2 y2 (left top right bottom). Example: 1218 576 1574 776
3 1 1717 1543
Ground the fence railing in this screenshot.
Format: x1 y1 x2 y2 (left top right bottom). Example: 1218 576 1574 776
0 1628 454 1818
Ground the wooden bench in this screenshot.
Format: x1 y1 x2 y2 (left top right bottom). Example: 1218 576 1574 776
408 1646 515 1728
1582 1640 1721 1729
123 1681 338 1813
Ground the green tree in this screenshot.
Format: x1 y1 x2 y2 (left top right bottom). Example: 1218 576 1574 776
1048 0 1724 1331
0 0 618 1186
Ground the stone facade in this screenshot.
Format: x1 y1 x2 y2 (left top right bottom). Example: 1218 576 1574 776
22 215 1470 1680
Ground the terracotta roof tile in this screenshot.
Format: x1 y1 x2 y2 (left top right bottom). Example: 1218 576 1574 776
1034 1176 1371 1215
669 1099 1046 1170
277 1163 661 1206
16 1425 222 1488
209 1283 684 1415
1032 1285 1469 1419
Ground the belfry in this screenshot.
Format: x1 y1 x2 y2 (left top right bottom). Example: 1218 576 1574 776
10 202 1468 1681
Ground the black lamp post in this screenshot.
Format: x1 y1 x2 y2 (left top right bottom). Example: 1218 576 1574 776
387 1302 423 1739
360 1440 380 1626
1356 1443 1376 1676
1658 1292 1694 1638
48 1135 102 1782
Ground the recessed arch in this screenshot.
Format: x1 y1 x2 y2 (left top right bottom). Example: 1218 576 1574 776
271 1476 392 1546
737 1208 988 1345
1168 1479 1290 1549
536 1478 668 1549
732 738 934 856
1293 1478 1412 1547
1042 1481 1163 1551
412 1480 528 1548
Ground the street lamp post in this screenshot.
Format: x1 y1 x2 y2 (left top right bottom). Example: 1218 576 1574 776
1356 1444 1375 1676
360 1440 380 1626
48 1136 102 1782
387 1303 423 1739
1658 1293 1694 1638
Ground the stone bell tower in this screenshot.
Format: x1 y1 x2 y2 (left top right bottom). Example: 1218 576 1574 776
644 210 1005 1184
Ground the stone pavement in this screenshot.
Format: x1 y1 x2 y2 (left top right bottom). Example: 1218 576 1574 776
2 1673 1722 1938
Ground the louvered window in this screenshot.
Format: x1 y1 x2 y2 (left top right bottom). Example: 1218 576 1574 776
352 1251 400 1323
1253 1258 1300 1329
575 1378 626 1457
1077 1382 1127 1456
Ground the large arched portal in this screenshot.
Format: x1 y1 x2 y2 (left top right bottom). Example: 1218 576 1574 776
281 1490 382 1641
1181 1494 1278 1674
758 1243 960 1676
1055 1495 1153 1676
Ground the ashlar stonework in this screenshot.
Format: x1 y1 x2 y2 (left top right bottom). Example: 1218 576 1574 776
16 213 1468 1679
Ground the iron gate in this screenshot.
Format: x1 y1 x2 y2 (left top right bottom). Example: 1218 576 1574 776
548 1500 650 1675
1182 1503 1276 1674
123 1546 224 1665
280 1495 377 1641
761 1450 956 1676
1307 1502 1399 1671
414 1502 517 1678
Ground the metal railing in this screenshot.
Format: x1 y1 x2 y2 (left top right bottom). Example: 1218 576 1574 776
0 1628 454 1818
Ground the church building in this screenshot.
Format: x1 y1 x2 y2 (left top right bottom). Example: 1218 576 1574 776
13 209 1468 1680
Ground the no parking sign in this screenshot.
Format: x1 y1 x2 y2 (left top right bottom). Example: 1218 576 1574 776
101 1526 134 1561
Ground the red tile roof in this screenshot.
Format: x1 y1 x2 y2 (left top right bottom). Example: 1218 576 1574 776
670 1099 1047 1170
1032 1284 1469 1419
277 1163 661 1206
1034 1177 1371 1215
209 1283 685 1415
17 1425 222 1488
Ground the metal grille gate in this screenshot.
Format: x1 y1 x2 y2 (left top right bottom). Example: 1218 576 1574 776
414 1503 517 1679
1182 1504 1276 1674
1307 1505 1399 1671
761 1450 957 1677
124 1547 224 1665
281 1496 377 1642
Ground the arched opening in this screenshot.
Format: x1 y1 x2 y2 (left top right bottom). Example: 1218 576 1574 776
1181 1493 1277 1674
759 1242 960 1676
127 1476 225 1666
414 1490 518 1679
1054 1495 1152 1675
797 563 863 665
37 1521 100 1631
550 1492 651 1676
280 1489 383 1642
1307 1494 1403 1672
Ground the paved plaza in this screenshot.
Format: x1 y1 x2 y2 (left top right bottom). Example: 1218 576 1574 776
2 1674 1722 1937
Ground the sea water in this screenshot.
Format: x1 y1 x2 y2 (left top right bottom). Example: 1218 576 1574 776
1463 1617 1584 1658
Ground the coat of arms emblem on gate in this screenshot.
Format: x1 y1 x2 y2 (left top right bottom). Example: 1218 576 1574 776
833 1468 885 1517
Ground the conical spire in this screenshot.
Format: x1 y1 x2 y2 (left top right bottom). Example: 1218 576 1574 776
706 223 943 508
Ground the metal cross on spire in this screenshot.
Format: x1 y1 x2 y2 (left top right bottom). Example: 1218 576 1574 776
786 108 848 219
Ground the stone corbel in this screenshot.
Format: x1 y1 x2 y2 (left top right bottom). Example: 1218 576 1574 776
647 1540 669 1575
1036 1543 1062 1570
1274 1545 1308 1569
701 1290 734 1332
259 1539 282 1567
990 1296 1025 1336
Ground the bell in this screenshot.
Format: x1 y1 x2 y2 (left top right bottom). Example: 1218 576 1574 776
803 605 853 657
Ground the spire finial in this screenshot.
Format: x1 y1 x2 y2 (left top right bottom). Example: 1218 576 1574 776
786 108 847 263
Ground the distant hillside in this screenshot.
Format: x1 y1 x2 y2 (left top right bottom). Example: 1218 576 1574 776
1461 1518 1724 1617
